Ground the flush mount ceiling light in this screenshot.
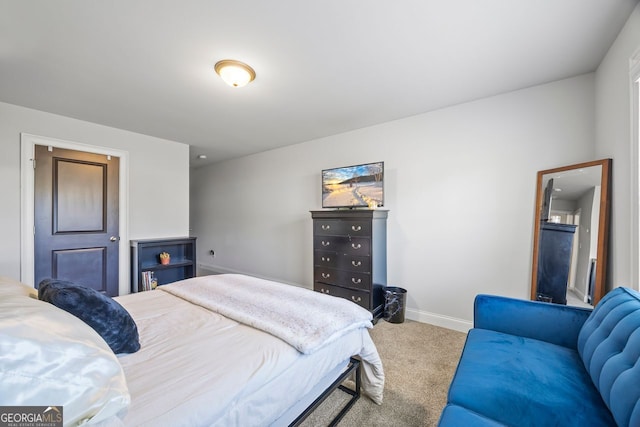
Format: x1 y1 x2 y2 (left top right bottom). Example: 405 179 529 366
214 59 256 88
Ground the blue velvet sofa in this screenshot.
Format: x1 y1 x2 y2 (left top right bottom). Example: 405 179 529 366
438 287 640 427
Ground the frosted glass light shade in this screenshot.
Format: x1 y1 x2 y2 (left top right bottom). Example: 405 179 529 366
214 60 256 88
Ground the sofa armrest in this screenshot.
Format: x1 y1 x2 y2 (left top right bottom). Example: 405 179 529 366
474 294 592 349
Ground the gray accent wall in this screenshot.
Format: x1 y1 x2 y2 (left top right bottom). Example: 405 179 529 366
191 74 597 331
191 3 640 330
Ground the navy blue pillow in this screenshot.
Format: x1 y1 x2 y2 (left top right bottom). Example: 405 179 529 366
38 279 140 354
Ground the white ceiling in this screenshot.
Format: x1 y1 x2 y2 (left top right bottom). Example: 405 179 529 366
1 1 638 167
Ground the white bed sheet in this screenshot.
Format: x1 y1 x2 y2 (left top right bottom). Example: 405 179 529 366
115 288 380 426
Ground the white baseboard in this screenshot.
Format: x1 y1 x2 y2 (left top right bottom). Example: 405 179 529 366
405 308 472 333
198 263 472 333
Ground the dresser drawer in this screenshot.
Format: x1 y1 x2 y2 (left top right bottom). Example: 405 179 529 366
314 236 371 254
315 250 338 268
314 267 371 291
314 282 370 310
314 220 371 236
314 251 371 272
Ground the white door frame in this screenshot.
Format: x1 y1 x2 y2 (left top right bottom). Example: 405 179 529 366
20 133 130 295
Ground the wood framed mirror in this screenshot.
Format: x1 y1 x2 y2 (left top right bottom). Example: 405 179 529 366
530 159 611 307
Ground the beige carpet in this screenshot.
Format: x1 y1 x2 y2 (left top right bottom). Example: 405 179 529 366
300 320 468 427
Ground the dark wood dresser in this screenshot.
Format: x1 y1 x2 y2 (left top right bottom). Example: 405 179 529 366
311 210 388 318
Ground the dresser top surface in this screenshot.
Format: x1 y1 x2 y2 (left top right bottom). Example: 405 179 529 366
310 209 388 219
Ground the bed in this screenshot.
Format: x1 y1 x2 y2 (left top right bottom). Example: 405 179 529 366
0 274 384 426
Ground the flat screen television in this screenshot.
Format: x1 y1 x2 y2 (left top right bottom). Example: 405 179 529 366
322 161 384 208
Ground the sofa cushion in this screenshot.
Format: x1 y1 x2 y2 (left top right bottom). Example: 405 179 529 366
447 328 616 427
438 404 507 426
473 293 592 348
577 287 640 427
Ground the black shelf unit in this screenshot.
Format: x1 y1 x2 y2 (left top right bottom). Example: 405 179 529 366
130 237 196 292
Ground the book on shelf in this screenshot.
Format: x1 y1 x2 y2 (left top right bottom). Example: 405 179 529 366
140 271 157 291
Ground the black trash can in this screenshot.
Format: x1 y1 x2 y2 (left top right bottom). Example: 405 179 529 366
384 286 407 323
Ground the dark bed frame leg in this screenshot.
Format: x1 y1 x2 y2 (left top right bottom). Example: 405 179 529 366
289 357 361 427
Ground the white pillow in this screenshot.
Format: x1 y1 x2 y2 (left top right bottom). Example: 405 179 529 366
0 284 130 426
0 275 38 298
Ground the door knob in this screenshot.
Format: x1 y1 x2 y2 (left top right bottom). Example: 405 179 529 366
109 236 119 242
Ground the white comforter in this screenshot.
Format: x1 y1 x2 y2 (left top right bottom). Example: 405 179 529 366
160 274 374 354
115 274 384 426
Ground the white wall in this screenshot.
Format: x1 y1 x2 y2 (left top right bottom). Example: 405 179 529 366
0 101 190 294
191 74 596 330
595 3 640 290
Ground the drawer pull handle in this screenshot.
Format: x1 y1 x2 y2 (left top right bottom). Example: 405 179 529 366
322 273 331 279
351 296 362 302
321 288 330 294
322 256 331 262
321 224 331 230
321 241 330 247
351 243 362 249
351 278 362 284
351 260 362 267
351 225 362 232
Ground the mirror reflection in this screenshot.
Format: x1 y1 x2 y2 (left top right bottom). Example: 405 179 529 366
531 159 611 307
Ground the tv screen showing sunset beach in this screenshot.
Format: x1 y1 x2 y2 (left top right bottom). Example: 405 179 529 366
322 162 383 208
